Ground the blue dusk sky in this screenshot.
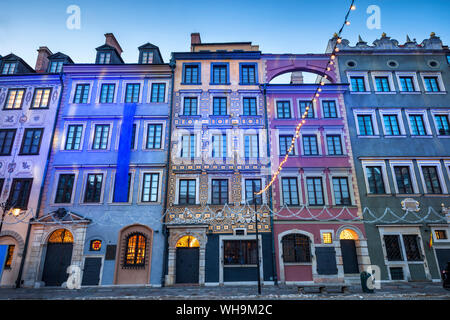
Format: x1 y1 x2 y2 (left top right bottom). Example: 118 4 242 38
0 0 449 70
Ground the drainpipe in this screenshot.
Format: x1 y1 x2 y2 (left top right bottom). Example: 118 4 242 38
161 59 175 287
15 72 65 288
261 83 277 286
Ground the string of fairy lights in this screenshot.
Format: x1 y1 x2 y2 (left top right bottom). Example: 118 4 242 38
255 0 357 196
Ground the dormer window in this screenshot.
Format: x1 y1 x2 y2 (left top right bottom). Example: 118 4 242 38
98 52 112 64
141 51 153 64
49 61 64 73
2 63 16 75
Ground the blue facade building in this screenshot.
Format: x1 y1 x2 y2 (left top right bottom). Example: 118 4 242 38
329 33 450 282
22 34 172 287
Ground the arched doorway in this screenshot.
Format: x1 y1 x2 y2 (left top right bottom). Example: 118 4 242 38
176 235 200 284
280 232 313 282
42 229 74 286
339 229 359 274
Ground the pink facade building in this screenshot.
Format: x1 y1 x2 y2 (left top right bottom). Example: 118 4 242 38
262 54 371 284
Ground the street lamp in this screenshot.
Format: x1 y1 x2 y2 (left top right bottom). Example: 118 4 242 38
0 199 20 234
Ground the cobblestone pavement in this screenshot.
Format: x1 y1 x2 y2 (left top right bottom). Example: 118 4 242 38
0 282 449 300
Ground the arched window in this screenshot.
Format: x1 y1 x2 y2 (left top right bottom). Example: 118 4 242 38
124 233 146 267
48 229 73 243
282 234 311 263
176 236 200 248
339 229 358 240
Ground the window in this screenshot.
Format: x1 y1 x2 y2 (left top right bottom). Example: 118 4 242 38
375 76 391 92
435 115 450 136
179 179 196 205
183 97 198 115
409 114 427 135
302 135 318 155
65 125 83 150
0 179 4 195
384 235 403 261
131 124 137 149
150 83 165 103
211 64 228 84
421 166 442 194
423 76 441 92
98 52 111 64
54 174 75 203
282 177 299 206
146 124 163 149
435 230 448 240
124 233 146 266
326 135 343 155
31 88 51 108
2 63 16 74
8 178 33 209
366 166 386 194
212 179 228 205
299 101 314 118
183 64 200 84
212 134 227 158
332 177 351 205
244 134 259 158
224 240 257 265
394 166 414 194
213 97 227 115
383 115 401 136
0 129 16 155
245 179 262 205
402 235 422 261
125 84 140 103
92 124 110 150
322 232 333 244
322 101 337 118
141 51 153 64
142 173 159 202
99 84 115 103
73 84 90 104
113 173 132 202
279 135 294 156
90 240 102 251
276 101 291 119
282 234 311 263
20 128 43 155
351 77 366 92
49 61 63 73
399 76 415 92
4 245 14 269
243 97 257 116
240 64 257 84
4 89 25 109
181 134 196 158
84 174 103 203
306 177 324 206
357 115 374 136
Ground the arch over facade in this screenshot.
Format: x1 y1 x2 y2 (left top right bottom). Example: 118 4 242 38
0 230 25 253
336 225 364 240
263 54 338 84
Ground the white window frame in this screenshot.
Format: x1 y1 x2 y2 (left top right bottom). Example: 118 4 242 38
148 79 170 104
276 129 299 157
79 169 107 205
430 109 450 137
328 170 355 206
241 130 263 159
278 173 302 207
346 71 371 94
395 72 421 94
177 130 200 160
210 93 230 116
371 71 396 94
298 98 318 119
121 80 144 104
379 109 407 137
320 229 335 245
242 176 267 205
318 98 340 119
431 227 450 243
181 94 200 116
300 129 322 156
96 79 119 104
50 170 79 205
240 93 260 116
69 80 94 105
323 129 346 156
142 120 166 151
353 109 380 137
137 169 164 205
174 175 200 205
416 160 448 194
208 129 230 159
404 109 432 137
207 176 232 205
303 170 328 206
274 98 294 119
419 72 446 94
108 169 136 204
361 160 391 194
60 122 86 151
388 160 420 195
88 121 114 151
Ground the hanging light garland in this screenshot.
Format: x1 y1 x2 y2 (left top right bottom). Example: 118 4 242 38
256 0 357 196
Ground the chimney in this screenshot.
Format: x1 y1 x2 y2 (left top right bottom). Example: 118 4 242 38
35 46 52 73
290 72 304 84
191 33 201 51
104 33 123 56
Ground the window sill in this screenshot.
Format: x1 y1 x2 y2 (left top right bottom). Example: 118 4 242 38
383 135 407 138
366 194 392 197
283 262 312 266
239 83 259 86
375 91 397 94
410 135 433 138
424 91 447 94
437 135 450 138
224 264 258 268
423 194 449 197
357 135 380 138
394 194 422 197
29 107 50 110
400 91 422 94
350 91 371 94
181 82 202 86
209 83 231 86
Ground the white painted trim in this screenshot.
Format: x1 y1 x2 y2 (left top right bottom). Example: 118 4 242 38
416 160 448 194
361 160 391 194
379 109 407 136
121 80 144 104
79 169 108 205
50 170 80 206
147 79 170 104
60 122 87 151
137 169 164 204
388 160 420 194
370 71 396 93
404 109 433 136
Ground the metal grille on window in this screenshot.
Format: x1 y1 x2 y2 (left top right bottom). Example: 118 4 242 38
402 235 422 261
282 234 311 263
383 235 403 261
124 233 146 267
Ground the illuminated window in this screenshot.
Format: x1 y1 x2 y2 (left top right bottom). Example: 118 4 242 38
435 230 448 240
322 232 333 244
4 89 25 109
339 229 358 240
90 239 102 251
176 236 200 248
31 88 51 109
124 233 146 266
48 229 74 243
4 245 15 269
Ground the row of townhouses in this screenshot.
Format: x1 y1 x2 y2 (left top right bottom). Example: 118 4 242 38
0 32 449 288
